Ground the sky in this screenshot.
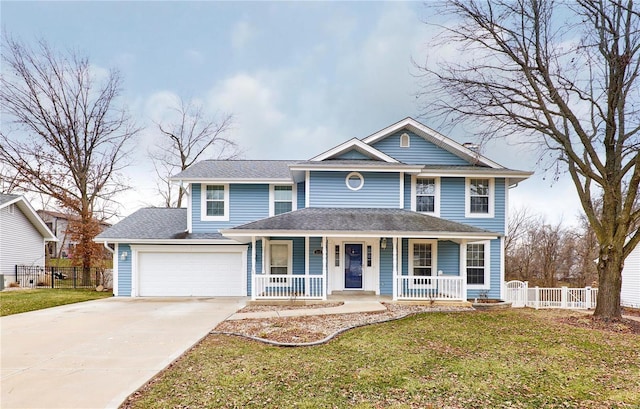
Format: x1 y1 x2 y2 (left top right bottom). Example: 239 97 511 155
1 1 583 225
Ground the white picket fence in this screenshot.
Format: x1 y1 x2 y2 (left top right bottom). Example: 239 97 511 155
504 281 598 310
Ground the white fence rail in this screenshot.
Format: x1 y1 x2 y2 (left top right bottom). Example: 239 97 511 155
253 274 326 300
504 281 597 310
395 276 465 301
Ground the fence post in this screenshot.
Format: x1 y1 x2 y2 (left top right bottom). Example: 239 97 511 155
561 286 568 309
15 264 18 284
73 267 77 289
534 286 540 310
585 286 592 309
51 267 55 288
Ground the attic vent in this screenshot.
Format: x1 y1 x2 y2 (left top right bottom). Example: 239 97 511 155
400 133 410 148
463 142 479 153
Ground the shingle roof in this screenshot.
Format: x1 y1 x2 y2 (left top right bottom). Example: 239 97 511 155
95 208 228 241
0 193 20 207
171 160 296 180
227 207 497 235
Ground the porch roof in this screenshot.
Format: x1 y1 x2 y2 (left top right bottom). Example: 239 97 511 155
221 207 499 240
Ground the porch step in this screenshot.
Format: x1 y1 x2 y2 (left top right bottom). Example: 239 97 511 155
330 291 376 296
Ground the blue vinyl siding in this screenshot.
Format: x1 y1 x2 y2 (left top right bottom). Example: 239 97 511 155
297 181 305 209
117 244 132 296
372 131 470 165
437 241 459 276
245 240 263 297
379 238 393 295
335 150 370 160
309 237 323 275
308 171 400 208
403 173 412 210
192 183 269 232
440 177 506 234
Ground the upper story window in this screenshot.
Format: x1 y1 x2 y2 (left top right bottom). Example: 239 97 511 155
412 176 439 216
345 172 364 191
466 241 490 289
270 184 296 216
465 178 494 218
201 184 229 221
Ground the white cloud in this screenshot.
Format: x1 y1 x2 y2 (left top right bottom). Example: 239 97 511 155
231 20 254 51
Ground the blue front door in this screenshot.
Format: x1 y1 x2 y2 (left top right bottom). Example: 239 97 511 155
344 243 363 289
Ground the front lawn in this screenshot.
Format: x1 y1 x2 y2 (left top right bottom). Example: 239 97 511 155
0 289 112 316
124 309 640 409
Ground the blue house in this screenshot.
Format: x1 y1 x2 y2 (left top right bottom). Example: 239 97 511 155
95 118 531 301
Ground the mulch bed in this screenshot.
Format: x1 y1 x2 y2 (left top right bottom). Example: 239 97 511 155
237 302 344 313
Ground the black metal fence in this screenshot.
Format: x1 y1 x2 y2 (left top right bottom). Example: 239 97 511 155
14 265 111 289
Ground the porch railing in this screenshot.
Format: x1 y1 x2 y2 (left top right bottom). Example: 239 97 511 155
253 274 326 300
394 275 465 301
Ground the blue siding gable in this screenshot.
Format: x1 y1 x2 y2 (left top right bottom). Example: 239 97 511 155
308 171 400 208
335 150 371 160
371 130 470 165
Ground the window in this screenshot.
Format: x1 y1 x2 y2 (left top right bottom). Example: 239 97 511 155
400 132 410 148
335 245 340 267
366 245 372 267
409 240 437 287
466 241 490 288
416 178 436 213
274 186 292 215
268 241 292 283
201 184 229 221
465 178 494 218
345 172 364 191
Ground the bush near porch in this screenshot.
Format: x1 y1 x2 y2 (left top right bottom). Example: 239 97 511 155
124 309 639 409
0 289 112 316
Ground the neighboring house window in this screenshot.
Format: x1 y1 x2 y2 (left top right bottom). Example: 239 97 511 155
412 176 439 215
270 185 296 216
201 184 229 221
465 178 494 218
409 240 437 286
466 241 490 288
345 172 364 191
400 132 410 148
268 241 292 282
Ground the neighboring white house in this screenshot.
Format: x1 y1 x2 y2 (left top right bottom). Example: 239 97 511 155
621 240 640 309
0 194 57 287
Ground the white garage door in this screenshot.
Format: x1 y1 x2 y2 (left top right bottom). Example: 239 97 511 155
138 251 244 296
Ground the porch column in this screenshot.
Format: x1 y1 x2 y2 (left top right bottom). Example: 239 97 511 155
459 239 467 302
251 236 256 300
261 237 266 275
392 237 398 301
322 236 327 300
304 236 309 297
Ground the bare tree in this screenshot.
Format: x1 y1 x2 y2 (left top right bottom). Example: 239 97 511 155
149 98 239 207
418 0 640 319
0 36 139 283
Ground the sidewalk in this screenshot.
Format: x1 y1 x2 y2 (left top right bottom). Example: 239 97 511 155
227 301 387 320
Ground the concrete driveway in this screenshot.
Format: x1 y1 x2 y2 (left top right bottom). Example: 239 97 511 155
1 296 246 409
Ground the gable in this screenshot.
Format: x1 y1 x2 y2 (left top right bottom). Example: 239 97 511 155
371 130 472 166
334 150 371 160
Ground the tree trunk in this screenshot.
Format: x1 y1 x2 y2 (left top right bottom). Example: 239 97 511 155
593 246 623 319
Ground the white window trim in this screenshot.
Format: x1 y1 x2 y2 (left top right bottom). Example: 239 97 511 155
267 240 293 276
466 240 491 290
465 177 494 218
345 171 364 191
411 175 440 217
408 239 438 288
269 184 297 216
200 183 229 222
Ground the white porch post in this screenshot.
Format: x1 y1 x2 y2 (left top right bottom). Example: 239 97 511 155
251 236 256 300
261 237 266 274
322 236 327 300
392 237 398 300
304 236 310 297
460 239 467 302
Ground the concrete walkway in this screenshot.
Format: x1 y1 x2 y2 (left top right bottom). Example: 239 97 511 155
227 300 387 320
1 297 246 409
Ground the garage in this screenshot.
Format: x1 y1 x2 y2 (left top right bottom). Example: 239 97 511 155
134 245 246 297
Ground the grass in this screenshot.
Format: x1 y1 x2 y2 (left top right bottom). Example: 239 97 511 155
0 289 112 316
125 309 640 409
